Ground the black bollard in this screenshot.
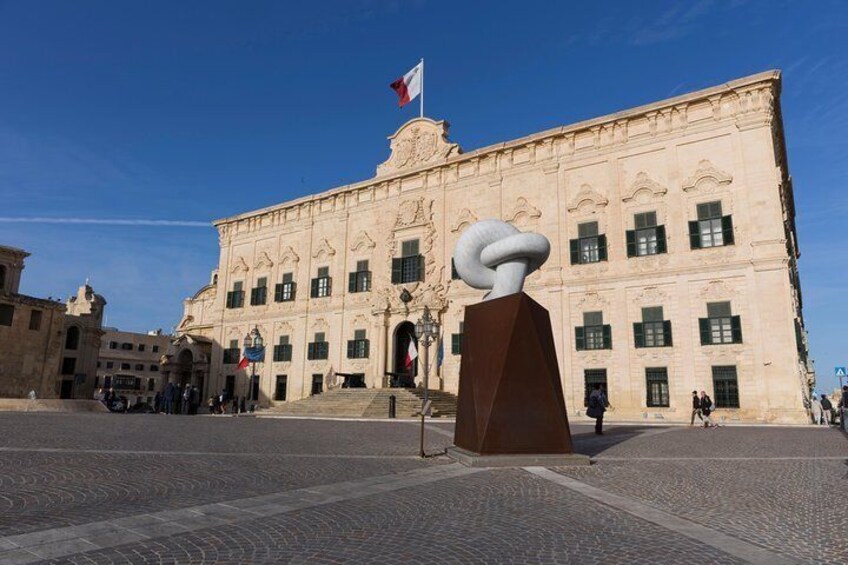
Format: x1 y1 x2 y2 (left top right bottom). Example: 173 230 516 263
389 395 396 419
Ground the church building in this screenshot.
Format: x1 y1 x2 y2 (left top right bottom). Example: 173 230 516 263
175 70 813 423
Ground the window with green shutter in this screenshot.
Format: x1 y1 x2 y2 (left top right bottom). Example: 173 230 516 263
348 260 371 293
635 306 671 348
570 222 606 264
690 201 734 249
311 267 332 298
627 212 667 258
307 332 329 360
392 239 424 284
223 339 240 364
347 329 369 359
451 322 464 355
275 272 296 302
712 365 740 408
583 369 607 407
273 335 292 362
226 281 245 308
250 277 268 306
646 367 669 407
699 301 741 345
577 312 611 350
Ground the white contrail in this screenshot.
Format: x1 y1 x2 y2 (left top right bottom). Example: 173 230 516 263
0 217 210 227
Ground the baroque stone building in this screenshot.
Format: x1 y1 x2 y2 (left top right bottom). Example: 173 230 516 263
0 245 105 399
177 70 813 423
96 328 171 406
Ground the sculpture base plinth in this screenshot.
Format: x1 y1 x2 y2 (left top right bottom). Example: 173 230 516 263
446 446 590 467
454 292 578 456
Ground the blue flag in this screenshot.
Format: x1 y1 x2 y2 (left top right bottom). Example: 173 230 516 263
436 338 444 370
244 346 265 362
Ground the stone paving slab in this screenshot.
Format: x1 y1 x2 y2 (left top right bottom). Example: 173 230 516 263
0 413 843 564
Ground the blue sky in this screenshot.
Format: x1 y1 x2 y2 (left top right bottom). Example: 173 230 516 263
1 1 846 390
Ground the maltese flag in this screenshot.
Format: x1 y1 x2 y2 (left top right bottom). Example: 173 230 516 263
390 61 423 107
404 340 418 370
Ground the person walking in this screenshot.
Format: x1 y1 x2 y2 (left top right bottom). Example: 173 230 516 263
586 383 607 435
820 394 833 426
699 391 716 428
690 390 702 426
163 383 174 415
810 394 823 425
182 386 191 415
839 386 848 430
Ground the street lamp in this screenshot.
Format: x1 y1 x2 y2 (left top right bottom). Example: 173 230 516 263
414 306 440 458
243 325 264 411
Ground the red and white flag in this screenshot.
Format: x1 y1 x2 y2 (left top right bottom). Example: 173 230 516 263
404 340 418 370
389 61 423 108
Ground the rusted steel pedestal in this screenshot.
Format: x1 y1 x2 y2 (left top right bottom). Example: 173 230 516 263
452 292 582 461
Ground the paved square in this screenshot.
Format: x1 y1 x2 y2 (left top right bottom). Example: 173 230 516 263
0 413 844 564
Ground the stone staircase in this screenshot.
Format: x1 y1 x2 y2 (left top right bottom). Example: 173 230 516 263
262 388 458 419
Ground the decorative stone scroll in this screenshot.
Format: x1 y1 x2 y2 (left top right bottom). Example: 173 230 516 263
376 118 462 177
682 160 732 193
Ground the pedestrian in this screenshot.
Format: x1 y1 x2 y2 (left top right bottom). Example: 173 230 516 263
690 390 702 426
820 394 832 426
163 383 174 415
154 391 162 413
839 386 848 429
182 386 191 415
699 391 717 428
810 394 823 425
586 383 607 435
220 388 228 414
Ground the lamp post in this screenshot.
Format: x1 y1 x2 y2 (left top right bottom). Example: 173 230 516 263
242 325 264 411
414 306 440 458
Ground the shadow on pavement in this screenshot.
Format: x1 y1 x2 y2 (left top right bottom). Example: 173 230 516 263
570 425 670 457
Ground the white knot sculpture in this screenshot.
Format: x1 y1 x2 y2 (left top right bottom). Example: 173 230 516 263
453 219 551 301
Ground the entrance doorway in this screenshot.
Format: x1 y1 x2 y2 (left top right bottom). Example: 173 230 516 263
393 321 418 387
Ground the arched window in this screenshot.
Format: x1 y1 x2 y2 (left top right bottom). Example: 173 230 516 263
0 265 6 290
65 326 80 350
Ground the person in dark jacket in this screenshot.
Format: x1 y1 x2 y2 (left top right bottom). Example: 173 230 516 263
699 391 717 428
586 384 608 435
690 390 702 426
820 394 833 426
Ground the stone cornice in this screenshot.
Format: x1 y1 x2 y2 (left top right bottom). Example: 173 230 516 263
213 70 781 240
1 293 66 310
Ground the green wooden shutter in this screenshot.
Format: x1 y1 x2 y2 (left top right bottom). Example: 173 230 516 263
731 315 743 343
326 277 332 296
348 272 356 293
656 225 667 254
307 343 315 360
569 239 580 264
625 230 636 257
310 278 319 298
633 322 645 348
391 258 402 284
722 215 735 245
283 344 292 362
602 325 612 349
597 234 608 261
451 334 461 355
663 320 673 346
417 255 425 282
575 327 585 351
274 284 283 302
363 339 370 358
689 221 701 249
347 340 355 358
698 318 711 345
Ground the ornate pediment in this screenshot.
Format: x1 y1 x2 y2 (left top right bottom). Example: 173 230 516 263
633 286 669 306
622 172 668 203
450 208 478 233
504 197 541 225
279 246 300 266
255 251 274 271
576 291 610 310
350 231 376 253
230 256 249 274
567 184 609 213
682 160 732 193
312 239 336 261
311 318 329 331
698 279 734 300
376 118 462 177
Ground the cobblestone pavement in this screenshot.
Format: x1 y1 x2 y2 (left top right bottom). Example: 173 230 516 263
0 413 844 564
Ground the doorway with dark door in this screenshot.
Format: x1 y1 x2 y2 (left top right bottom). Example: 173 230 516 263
59 379 74 399
393 321 418 387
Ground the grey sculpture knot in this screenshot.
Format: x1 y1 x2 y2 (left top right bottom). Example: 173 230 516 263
453 219 551 301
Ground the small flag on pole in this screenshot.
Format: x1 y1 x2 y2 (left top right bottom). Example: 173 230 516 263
404 339 418 370
390 60 423 115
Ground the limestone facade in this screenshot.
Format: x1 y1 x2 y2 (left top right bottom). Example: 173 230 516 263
96 329 171 405
178 70 813 423
0 245 105 399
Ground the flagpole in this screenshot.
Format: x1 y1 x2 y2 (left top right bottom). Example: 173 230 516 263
420 58 424 118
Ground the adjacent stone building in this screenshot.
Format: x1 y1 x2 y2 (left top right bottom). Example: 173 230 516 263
177 70 814 423
0 245 105 399
96 329 171 406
